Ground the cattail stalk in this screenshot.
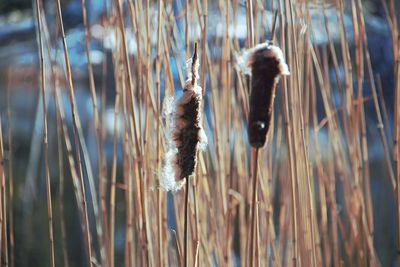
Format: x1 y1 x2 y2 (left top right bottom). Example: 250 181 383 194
184 177 190 267
249 147 259 267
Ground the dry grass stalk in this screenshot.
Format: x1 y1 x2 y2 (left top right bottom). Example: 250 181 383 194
109 55 121 267
54 72 89 264
0 116 4 264
156 1 164 265
55 0 94 265
34 0 55 266
7 67 15 267
80 0 107 263
55 103 70 267
6 68 14 267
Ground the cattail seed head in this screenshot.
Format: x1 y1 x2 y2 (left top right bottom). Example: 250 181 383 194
161 44 207 191
237 42 289 148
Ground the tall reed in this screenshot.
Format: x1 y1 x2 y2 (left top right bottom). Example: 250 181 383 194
34 0 55 266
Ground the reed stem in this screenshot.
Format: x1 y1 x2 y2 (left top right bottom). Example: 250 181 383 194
6 68 14 267
35 1 55 266
80 0 106 263
184 177 190 267
0 116 4 265
156 0 164 265
56 104 70 267
249 148 259 267
55 0 94 264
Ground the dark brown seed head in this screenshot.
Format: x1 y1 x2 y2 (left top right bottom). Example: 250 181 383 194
173 44 203 180
174 94 202 179
246 43 289 148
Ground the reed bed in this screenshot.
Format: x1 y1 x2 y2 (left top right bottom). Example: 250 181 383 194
0 0 399 266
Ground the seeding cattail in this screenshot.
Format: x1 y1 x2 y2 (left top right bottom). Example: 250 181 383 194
237 41 290 266
237 42 289 147
161 44 207 191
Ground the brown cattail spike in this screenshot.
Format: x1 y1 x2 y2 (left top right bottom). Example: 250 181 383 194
240 43 289 148
161 44 207 191
174 43 204 179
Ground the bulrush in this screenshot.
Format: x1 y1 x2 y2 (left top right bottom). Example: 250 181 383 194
237 41 289 267
238 42 289 147
161 43 207 191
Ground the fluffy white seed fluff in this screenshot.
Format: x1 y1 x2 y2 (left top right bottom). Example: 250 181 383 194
235 42 290 76
160 96 185 191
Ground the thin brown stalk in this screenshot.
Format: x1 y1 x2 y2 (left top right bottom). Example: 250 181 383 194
395 29 400 257
54 72 86 246
194 240 200 267
109 64 121 267
115 2 151 265
0 121 7 267
55 0 94 265
396 77 400 259
118 71 131 267
270 10 278 43
80 0 106 263
249 148 260 267
115 0 141 161
288 0 317 265
184 177 191 267
246 0 255 47
156 0 164 265
99 42 110 264
6 67 14 267
173 230 183 267
278 2 298 265
40 8 70 266
222 2 232 264
185 0 190 59
201 0 207 94
359 0 395 189
0 116 4 264
385 0 400 257
48 17 75 267
195 0 207 260
376 76 394 149
56 103 70 267
35 1 55 266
